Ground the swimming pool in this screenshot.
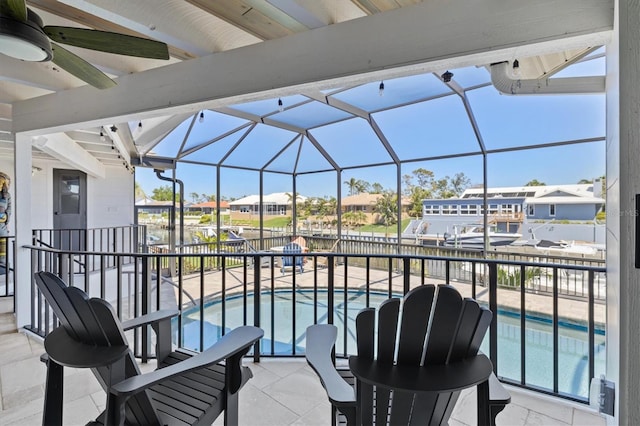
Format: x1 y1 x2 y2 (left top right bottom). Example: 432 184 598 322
174 289 605 400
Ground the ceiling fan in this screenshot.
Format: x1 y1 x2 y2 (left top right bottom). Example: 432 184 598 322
0 0 169 89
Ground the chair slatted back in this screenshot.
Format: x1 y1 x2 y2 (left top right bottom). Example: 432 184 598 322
282 242 303 267
35 272 162 425
354 284 492 426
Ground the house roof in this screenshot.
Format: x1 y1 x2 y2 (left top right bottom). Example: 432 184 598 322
342 193 383 206
136 200 184 207
342 193 411 206
461 184 596 198
189 201 230 209
525 196 605 205
229 192 308 206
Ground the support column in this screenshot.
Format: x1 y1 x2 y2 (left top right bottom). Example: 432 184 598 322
606 1 640 424
14 132 33 328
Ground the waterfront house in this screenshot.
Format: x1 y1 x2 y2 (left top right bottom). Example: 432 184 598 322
342 193 411 225
229 192 308 221
418 183 605 243
187 200 231 216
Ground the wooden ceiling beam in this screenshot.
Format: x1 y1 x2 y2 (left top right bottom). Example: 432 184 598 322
185 0 298 40
351 0 421 15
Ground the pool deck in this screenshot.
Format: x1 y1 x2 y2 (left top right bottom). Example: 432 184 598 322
0 297 607 425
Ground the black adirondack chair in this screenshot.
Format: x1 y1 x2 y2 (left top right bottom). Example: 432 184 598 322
35 271 263 426
305 284 511 425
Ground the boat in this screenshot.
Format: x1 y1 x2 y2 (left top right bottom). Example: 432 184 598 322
441 224 521 248
531 239 599 256
146 234 161 245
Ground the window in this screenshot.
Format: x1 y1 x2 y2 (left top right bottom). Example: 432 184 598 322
549 204 556 216
424 204 440 215
460 204 478 215
501 204 516 215
442 205 458 215
527 204 535 216
481 204 499 214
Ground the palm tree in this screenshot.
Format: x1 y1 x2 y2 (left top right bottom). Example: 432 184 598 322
374 191 398 235
355 179 370 194
370 182 384 194
328 196 338 213
344 177 358 196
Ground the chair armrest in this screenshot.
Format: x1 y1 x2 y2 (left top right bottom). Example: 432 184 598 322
109 326 263 397
121 309 179 331
305 324 356 407
122 309 179 363
348 354 493 394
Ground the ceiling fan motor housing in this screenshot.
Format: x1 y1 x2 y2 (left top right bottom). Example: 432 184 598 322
0 9 52 61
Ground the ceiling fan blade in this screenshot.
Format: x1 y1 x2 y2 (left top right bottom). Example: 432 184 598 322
51 42 116 90
0 0 27 22
44 26 169 60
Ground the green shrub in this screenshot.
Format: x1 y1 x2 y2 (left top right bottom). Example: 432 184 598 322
497 266 541 288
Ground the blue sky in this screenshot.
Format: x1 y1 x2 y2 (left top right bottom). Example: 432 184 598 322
135 56 606 200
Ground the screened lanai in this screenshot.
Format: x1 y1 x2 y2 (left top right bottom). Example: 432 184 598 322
135 48 605 246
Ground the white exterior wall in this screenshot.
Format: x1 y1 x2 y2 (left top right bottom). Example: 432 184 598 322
27 162 134 230
30 163 48 230
14 151 135 328
87 167 135 228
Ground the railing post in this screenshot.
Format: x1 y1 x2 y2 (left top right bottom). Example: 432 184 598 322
445 259 451 284
59 253 69 285
31 248 37 331
403 257 410 295
253 255 261 362
141 255 151 363
520 264 526 385
588 270 595 385
552 267 559 394
328 255 334 325
487 262 498 373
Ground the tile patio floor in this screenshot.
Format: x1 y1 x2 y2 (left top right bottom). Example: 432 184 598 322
0 296 607 425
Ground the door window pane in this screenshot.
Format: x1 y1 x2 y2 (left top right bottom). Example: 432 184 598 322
61 176 80 214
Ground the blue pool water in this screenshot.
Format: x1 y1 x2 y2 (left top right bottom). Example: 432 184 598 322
174 289 605 400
